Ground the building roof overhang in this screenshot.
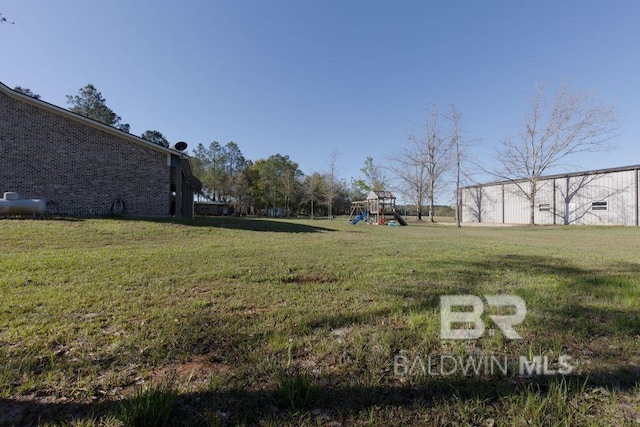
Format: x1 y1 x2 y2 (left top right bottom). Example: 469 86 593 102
462 164 640 190
0 81 188 159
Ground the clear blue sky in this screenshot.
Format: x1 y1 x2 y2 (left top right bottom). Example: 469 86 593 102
3 1 640 201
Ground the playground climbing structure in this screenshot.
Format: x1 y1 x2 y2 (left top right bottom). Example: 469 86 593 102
347 191 407 225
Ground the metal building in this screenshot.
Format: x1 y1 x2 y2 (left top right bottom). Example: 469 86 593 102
461 165 640 226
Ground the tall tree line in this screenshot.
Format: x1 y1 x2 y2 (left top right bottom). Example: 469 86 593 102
192 147 352 217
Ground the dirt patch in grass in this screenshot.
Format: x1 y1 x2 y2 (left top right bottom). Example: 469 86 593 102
281 273 339 284
150 355 231 386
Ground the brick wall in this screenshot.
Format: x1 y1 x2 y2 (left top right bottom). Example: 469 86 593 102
0 90 171 217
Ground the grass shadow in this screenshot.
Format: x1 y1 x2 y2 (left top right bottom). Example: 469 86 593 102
110 216 336 233
0 216 86 222
2 368 637 426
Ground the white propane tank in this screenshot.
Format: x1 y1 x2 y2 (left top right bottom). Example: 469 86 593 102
0 192 46 215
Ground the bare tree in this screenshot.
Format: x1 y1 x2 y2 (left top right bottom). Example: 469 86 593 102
387 133 428 221
494 82 618 225
424 106 454 222
325 150 341 219
419 106 453 222
446 104 463 227
389 105 454 222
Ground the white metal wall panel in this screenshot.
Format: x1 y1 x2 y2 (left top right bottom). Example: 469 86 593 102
566 171 635 225
461 186 485 223
533 179 555 224
482 185 503 223
552 178 566 225
502 182 529 224
554 176 578 225
461 185 502 223
461 187 481 223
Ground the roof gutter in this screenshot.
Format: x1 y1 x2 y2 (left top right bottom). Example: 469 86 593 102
0 81 188 158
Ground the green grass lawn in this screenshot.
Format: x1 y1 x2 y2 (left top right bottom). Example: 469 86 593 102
0 217 639 426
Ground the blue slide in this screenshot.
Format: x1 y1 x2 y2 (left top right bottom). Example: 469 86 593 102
350 211 368 225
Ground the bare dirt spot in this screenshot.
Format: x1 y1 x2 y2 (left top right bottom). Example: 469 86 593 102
150 355 231 386
282 274 338 284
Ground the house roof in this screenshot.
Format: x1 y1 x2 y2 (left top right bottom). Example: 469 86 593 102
367 190 395 200
0 81 188 158
462 164 640 190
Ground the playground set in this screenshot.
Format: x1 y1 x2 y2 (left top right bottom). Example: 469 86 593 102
348 191 408 226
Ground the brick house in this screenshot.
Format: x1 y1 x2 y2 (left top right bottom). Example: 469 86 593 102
0 82 200 218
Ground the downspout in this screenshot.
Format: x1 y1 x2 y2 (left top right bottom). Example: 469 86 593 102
565 177 570 225
501 184 505 224
635 169 640 227
174 167 182 217
552 178 556 225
